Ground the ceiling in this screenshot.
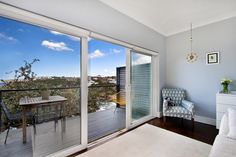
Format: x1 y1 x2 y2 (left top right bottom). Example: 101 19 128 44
99 0 236 36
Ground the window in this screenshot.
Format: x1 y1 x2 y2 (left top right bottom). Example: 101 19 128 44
0 16 81 157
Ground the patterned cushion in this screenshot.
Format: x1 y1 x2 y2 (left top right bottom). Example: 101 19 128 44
162 88 185 106
164 106 192 120
162 88 194 120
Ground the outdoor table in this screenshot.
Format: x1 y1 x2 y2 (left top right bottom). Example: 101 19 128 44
19 95 67 144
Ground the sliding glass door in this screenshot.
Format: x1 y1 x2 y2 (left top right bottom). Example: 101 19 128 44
131 52 152 121
87 38 126 142
126 50 155 128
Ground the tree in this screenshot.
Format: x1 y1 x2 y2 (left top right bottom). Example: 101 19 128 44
1 59 40 89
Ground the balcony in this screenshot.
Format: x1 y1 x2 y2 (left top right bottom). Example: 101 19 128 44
0 86 125 157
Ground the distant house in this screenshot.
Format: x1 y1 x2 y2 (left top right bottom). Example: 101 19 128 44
88 80 98 86
108 78 116 84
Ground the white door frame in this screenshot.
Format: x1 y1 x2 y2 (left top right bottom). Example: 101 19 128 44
126 49 159 129
125 49 132 129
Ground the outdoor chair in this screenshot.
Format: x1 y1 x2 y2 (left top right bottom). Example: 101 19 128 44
162 88 195 129
0 101 36 144
110 90 126 113
34 104 63 133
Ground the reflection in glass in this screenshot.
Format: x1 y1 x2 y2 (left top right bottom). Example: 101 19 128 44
131 52 152 120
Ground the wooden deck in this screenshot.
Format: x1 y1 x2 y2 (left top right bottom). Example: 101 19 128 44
0 108 125 157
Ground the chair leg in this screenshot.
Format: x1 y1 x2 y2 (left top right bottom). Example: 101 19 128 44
114 104 120 114
33 123 36 135
114 107 117 114
33 116 37 135
61 118 66 133
192 118 194 131
163 116 166 123
54 120 57 132
4 126 10 144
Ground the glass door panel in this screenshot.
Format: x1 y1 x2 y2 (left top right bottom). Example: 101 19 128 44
131 52 152 121
0 16 83 157
88 38 126 142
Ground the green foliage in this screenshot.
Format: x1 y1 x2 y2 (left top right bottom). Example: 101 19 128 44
38 84 48 91
0 59 117 131
88 86 115 113
221 78 233 85
1 59 40 89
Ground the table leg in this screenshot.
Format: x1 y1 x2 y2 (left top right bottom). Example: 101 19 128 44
22 107 27 144
61 102 66 133
55 104 58 124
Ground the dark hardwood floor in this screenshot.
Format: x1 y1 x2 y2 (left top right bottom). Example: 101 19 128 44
70 117 218 157
148 117 218 145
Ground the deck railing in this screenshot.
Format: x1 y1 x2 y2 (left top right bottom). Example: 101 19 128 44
0 85 122 132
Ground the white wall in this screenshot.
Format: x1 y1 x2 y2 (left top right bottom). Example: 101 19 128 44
166 17 236 120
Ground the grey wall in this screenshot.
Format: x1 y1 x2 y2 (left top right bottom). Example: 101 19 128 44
166 17 236 119
0 0 166 91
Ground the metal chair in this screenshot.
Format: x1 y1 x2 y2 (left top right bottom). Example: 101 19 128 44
0 101 36 144
34 104 62 132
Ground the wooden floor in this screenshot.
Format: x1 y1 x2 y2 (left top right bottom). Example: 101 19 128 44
0 108 125 157
88 108 125 142
0 127 33 157
148 117 218 145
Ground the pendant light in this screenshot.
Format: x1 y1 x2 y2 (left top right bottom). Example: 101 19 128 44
186 23 198 63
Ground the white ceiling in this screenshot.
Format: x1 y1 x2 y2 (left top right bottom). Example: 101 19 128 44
99 0 236 36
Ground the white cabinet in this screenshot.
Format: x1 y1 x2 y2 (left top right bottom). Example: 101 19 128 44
216 91 236 129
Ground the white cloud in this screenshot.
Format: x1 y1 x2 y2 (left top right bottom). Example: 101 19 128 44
50 30 64 35
49 30 80 41
104 69 108 72
112 49 121 54
41 40 73 51
133 54 151 65
108 48 121 55
69 36 81 41
111 71 116 76
89 49 105 59
0 33 17 42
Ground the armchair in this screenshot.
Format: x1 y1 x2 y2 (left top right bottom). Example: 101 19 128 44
162 88 194 128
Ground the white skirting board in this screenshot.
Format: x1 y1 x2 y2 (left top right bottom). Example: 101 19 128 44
156 111 162 118
156 112 216 126
194 115 216 126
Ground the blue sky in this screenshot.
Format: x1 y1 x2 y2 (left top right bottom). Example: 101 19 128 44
0 16 126 80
